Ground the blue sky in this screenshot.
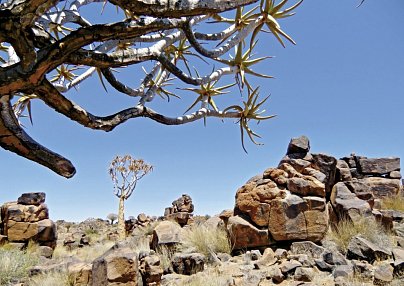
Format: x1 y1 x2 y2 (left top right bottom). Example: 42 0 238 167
1 0 403 222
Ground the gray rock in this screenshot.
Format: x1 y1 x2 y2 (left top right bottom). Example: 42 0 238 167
330 182 372 221
357 157 400 175
333 265 353 279
336 160 352 182
151 221 182 250
37 246 53 259
346 236 392 263
287 135 310 155
315 258 334 272
389 170 402 179
267 265 284 283
17 192 46 206
373 262 394 285
279 259 302 274
392 247 404 274
322 250 347 265
171 253 205 275
351 260 373 281
290 241 325 259
341 156 357 168
274 248 288 260
294 267 315 282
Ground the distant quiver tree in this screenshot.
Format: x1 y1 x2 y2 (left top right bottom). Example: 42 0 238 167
108 155 153 239
107 213 118 225
0 0 303 178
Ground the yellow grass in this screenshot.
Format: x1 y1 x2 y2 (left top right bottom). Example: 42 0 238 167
178 224 231 258
381 194 404 212
325 216 395 254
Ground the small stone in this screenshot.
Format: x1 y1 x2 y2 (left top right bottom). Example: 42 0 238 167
290 241 325 259
279 259 302 274
255 248 277 268
333 265 353 279
274 248 288 260
37 246 53 259
389 171 402 179
294 267 315 282
267 265 284 283
315 258 334 272
322 250 347 265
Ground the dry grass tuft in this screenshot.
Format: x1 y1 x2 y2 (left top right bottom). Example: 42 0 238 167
0 248 38 285
53 241 115 263
156 245 176 271
381 194 404 212
27 271 72 286
325 216 395 254
167 268 232 286
178 224 231 258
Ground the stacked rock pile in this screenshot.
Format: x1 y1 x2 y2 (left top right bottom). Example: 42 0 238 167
0 192 57 250
164 194 194 226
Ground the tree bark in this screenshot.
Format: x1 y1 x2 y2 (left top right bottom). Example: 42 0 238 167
117 195 126 240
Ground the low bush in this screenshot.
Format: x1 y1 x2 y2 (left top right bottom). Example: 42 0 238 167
0 248 38 285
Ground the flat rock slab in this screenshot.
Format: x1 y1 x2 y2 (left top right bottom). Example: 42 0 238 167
357 157 400 175
17 192 46 205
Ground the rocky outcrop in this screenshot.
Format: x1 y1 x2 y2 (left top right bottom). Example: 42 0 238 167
228 135 403 250
164 194 194 226
0 192 57 249
230 136 330 249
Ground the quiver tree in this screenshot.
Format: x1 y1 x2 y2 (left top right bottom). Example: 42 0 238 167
0 0 302 178
107 213 118 225
109 155 153 239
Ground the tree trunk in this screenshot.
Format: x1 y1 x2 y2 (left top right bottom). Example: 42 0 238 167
118 195 126 240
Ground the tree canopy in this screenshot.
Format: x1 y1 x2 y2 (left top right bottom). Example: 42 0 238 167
0 0 302 178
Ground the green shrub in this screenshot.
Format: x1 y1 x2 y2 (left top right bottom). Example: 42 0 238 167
0 248 38 285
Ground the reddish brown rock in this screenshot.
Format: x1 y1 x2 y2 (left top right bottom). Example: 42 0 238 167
92 246 138 286
235 180 286 227
287 176 325 197
268 194 328 242
4 203 49 223
227 215 273 250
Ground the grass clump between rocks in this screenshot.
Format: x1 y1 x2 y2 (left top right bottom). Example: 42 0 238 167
0 247 38 285
381 193 404 212
27 271 72 286
179 224 231 257
325 216 395 254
